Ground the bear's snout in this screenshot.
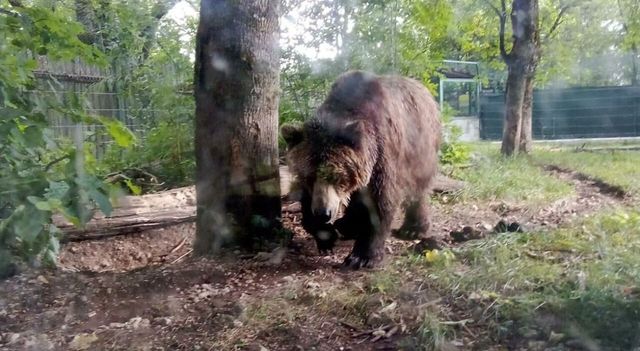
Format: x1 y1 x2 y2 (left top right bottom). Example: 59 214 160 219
313 208 333 224
311 180 341 223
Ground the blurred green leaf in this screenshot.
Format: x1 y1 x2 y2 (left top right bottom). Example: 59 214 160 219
97 117 136 148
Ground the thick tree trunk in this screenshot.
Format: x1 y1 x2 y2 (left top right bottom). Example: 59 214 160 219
519 76 534 153
194 0 281 254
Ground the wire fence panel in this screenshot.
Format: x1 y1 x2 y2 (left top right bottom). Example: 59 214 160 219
479 86 640 140
27 57 147 159
34 86 141 159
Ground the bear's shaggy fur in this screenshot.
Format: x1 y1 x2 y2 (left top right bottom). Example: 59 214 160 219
282 71 442 268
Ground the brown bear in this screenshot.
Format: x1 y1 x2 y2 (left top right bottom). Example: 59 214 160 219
282 70 442 269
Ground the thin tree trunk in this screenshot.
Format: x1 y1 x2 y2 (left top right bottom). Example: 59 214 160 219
194 0 281 254
75 0 98 44
141 0 180 60
334 0 351 71
499 0 539 156
501 68 526 156
519 76 534 153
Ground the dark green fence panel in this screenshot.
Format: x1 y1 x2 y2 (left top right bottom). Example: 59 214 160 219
479 86 640 140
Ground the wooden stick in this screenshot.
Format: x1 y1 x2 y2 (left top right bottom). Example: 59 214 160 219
170 249 193 264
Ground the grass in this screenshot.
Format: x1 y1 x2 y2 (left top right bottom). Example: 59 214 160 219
533 147 640 195
379 208 640 350
450 145 574 206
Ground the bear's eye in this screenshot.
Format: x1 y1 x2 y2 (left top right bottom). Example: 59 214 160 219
336 175 352 190
316 165 335 183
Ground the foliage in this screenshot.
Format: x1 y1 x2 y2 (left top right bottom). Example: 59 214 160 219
0 2 131 272
618 0 640 44
120 3 197 128
440 142 471 167
439 104 471 167
89 1 196 190
279 51 335 126
101 119 194 190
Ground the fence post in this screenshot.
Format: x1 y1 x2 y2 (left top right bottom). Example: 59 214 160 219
636 86 640 137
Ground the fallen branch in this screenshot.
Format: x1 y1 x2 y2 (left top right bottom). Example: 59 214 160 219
170 249 193 264
170 236 188 254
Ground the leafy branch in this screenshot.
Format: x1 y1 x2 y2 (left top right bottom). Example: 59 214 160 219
483 0 510 63
543 1 579 43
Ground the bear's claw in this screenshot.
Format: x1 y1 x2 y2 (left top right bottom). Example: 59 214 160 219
342 252 383 269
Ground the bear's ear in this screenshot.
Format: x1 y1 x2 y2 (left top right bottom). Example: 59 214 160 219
281 123 304 148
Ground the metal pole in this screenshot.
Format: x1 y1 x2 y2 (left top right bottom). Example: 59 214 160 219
476 80 480 117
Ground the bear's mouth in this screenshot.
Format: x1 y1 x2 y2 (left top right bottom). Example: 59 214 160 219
327 202 347 224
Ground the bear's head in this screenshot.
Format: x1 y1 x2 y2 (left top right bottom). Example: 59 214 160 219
282 117 373 225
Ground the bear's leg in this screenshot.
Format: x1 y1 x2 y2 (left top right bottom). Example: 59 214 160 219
393 196 431 240
343 225 388 269
301 190 338 255
342 190 392 269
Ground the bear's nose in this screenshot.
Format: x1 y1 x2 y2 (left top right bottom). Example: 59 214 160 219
314 208 332 224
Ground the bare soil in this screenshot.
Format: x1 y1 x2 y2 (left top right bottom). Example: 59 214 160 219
0 166 632 351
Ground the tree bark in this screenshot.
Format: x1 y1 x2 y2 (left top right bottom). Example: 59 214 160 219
519 76 534 153
194 0 281 254
75 0 99 45
501 69 526 155
499 0 540 156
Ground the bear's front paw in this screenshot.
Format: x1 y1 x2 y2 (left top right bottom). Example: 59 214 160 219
315 238 336 256
342 250 384 269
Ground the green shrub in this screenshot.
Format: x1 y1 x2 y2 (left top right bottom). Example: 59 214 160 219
100 120 195 192
439 104 471 167
0 5 124 273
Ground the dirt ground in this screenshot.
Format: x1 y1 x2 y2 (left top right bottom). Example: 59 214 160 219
0 165 632 351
